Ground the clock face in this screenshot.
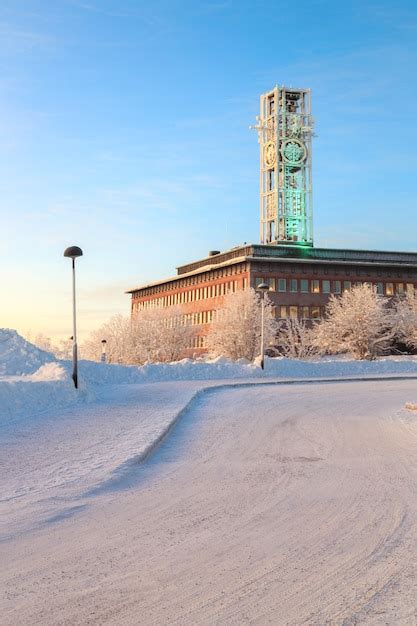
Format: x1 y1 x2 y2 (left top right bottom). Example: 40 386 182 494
281 139 307 165
264 141 276 168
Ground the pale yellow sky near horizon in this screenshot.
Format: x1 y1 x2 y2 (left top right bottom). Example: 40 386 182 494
1 275 135 345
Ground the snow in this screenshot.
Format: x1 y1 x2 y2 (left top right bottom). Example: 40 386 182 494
0 328 54 375
2 329 417 621
2 325 417 429
2 379 417 624
2 328 417 542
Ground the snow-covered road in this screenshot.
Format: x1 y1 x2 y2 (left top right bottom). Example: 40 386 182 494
2 379 417 624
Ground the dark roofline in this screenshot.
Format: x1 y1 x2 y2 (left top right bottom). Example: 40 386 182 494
176 243 417 275
126 244 417 294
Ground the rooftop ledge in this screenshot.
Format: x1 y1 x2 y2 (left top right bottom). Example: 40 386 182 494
126 244 417 294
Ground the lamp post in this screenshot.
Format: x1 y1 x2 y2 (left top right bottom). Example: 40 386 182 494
63 246 83 388
257 282 270 370
101 339 107 363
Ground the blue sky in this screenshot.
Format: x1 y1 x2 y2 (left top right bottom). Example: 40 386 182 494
1 0 417 340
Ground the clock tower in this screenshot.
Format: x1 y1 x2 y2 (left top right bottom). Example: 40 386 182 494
253 85 314 246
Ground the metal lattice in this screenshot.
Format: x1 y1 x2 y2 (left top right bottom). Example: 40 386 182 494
252 85 314 246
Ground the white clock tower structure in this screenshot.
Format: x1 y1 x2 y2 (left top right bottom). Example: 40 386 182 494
253 85 314 246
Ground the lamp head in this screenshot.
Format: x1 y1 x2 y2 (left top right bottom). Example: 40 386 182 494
64 246 83 260
257 283 270 292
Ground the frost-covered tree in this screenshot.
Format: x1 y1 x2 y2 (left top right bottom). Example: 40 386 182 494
81 307 194 364
313 284 394 360
276 318 317 359
30 332 54 353
132 306 195 363
207 288 276 360
81 315 134 363
393 293 417 350
54 337 73 360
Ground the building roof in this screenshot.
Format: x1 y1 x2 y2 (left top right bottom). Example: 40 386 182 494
126 244 417 294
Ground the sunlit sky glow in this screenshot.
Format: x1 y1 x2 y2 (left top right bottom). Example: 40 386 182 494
1 0 417 341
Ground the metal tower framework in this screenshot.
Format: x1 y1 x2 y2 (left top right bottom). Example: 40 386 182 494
253 85 314 246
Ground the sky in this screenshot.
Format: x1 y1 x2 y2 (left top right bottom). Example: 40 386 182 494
1 0 417 342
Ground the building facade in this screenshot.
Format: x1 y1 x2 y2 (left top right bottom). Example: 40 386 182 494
127 85 417 354
127 244 417 354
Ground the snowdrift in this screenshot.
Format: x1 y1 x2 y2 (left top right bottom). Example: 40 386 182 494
0 329 54 375
2 328 417 424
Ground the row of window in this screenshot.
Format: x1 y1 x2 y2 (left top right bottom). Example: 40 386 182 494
184 311 214 325
255 276 416 296
134 263 247 298
136 279 248 310
277 305 325 320
190 336 207 349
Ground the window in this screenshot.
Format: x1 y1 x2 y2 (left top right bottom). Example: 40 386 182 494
343 281 351 292
268 170 275 191
376 282 384 295
311 306 321 319
300 279 309 293
290 279 297 292
278 278 287 292
311 280 320 293
407 283 414 296
255 276 276 291
333 280 341 294
322 280 330 294
289 305 298 319
279 305 288 318
396 283 405 295
386 283 394 296
301 306 310 319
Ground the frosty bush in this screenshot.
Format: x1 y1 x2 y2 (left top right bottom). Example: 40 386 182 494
207 288 276 360
28 332 73 360
276 318 317 359
82 315 134 363
82 308 194 364
314 284 394 360
132 306 194 363
393 293 417 350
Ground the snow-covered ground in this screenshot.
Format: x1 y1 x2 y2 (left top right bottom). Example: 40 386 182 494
3 327 417 426
2 328 417 623
2 380 417 624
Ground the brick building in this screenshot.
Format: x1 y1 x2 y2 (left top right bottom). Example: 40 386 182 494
126 85 417 354
127 244 417 354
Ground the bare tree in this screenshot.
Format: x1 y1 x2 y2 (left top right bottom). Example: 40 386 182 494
313 284 394 360
276 318 317 359
207 288 276 361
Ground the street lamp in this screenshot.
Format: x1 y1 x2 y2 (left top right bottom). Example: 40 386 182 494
101 339 107 363
63 246 83 388
257 282 270 370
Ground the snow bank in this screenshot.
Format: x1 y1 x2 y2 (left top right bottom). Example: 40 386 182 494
0 329 54 375
76 353 417 386
0 363 81 424
2 328 417 424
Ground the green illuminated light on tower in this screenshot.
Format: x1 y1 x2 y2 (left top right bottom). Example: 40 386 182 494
253 85 314 246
